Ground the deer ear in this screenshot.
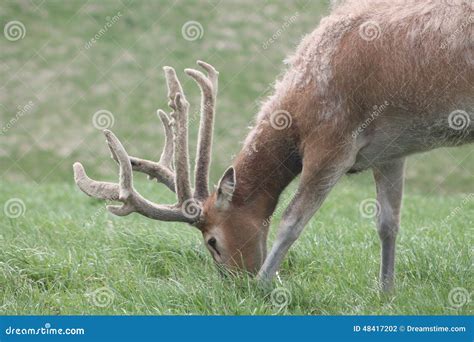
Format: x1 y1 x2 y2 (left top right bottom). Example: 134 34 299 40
215 166 236 210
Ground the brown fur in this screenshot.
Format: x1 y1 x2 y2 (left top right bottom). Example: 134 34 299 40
200 0 473 279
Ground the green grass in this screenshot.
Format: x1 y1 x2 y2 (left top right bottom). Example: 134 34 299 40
0 177 472 315
0 0 472 315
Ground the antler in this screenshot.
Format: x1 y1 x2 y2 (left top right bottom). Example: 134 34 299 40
185 61 218 200
111 109 175 192
73 61 219 226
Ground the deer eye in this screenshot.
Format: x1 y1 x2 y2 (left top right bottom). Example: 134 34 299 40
208 237 217 248
207 237 220 255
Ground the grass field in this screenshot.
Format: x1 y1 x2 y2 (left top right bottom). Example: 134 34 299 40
1 0 473 315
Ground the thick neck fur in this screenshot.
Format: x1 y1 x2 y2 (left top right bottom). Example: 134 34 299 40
230 104 303 219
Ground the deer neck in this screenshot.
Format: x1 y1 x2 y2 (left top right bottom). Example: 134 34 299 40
231 112 302 219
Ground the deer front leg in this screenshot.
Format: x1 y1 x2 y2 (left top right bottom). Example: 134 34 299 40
257 145 353 283
373 158 405 292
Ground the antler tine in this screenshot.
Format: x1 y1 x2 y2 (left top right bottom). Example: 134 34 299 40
197 60 218 97
73 130 194 224
104 130 133 201
184 61 219 200
157 109 174 169
163 66 185 110
73 162 120 200
107 110 175 192
163 66 192 204
128 156 175 192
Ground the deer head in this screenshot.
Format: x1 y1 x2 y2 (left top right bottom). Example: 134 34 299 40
73 61 266 274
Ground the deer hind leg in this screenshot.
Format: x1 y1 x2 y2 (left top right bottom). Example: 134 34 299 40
257 138 356 283
373 158 405 292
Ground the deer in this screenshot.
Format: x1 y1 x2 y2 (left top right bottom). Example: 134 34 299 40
74 0 473 292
